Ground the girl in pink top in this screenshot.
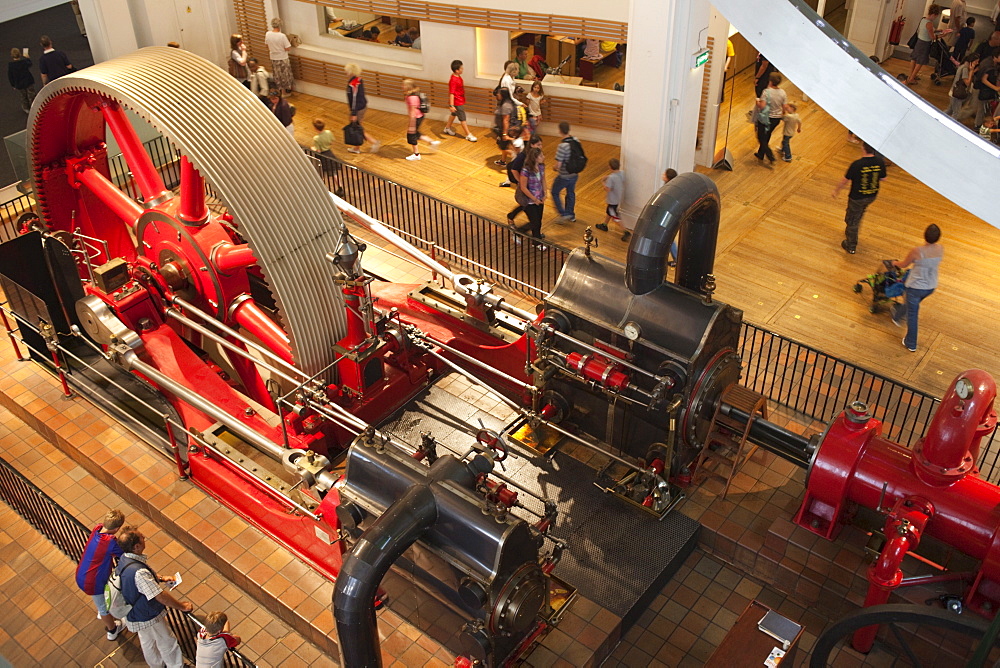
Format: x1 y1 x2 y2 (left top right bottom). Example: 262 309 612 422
403 79 440 161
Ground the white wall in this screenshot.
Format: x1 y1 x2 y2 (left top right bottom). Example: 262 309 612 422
0 0 65 23
78 0 138 62
79 0 231 67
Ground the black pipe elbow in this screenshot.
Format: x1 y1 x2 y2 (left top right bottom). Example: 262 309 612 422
625 172 720 296
334 484 438 668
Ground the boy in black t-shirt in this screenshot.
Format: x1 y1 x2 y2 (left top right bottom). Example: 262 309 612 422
832 142 888 254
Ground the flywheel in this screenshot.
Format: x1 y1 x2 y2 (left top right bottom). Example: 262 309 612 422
27 46 346 377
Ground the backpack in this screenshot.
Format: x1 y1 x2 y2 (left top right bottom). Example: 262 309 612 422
105 561 142 619
418 92 430 114
563 137 587 174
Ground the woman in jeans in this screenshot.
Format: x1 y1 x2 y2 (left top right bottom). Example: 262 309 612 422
753 72 787 164
513 146 547 250
892 224 943 352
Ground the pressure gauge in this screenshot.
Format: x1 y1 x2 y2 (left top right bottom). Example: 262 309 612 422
623 321 642 341
955 377 974 400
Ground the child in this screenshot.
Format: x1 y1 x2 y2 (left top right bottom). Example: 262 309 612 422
403 79 439 161
493 87 516 166
195 611 241 668
443 60 477 142
500 124 531 187
979 115 1000 144
526 80 544 131
597 158 625 240
75 509 126 641
512 86 529 128
310 118 346 198
781 102 802 162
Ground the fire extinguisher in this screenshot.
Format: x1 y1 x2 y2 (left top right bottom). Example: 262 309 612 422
888 16 905 45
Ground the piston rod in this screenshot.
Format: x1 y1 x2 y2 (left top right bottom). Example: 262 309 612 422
545 326 677 381
721 404 813 468
120 348 285 460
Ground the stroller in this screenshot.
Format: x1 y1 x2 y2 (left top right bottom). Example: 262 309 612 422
930 37 959 84
853 260 909 314
895 38 958 85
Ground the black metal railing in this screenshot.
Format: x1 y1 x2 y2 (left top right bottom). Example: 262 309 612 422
0 454 256 667
309 149 569 299
739 321 1000 480
0 194 33 244
0 455 91 560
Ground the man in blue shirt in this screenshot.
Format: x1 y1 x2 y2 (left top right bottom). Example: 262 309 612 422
116 526 193 668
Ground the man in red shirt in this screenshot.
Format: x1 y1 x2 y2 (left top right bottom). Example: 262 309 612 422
443 60 478 142
75 509 127 640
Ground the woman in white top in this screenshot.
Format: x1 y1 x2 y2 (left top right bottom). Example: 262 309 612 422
753 71 787 163
265 18 293 95
500 61 525 108
892 224 943 352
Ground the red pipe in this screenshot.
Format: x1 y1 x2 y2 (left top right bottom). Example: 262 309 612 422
74 164 144 229
852 500 931 652
214 243 257 274
917 369 996 482
230 298 293 364
100 102 168 203
179 156 208 224
797 371 1000 645
50 349 72 397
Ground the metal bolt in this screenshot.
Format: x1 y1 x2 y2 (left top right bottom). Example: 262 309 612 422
244 407 255 417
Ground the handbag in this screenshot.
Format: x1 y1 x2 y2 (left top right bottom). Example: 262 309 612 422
343 121 364 147
907 31 918 49
745 108 756 124
953 79 969 100
228 57 243 78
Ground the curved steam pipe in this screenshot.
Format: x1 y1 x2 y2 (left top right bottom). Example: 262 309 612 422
625 172 720 296
333 453 494 667
334 484 437 668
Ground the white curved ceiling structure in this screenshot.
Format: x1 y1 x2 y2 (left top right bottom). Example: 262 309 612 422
713 0 999 227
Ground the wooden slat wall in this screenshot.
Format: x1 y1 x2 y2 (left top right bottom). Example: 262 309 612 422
295 0 628 41
696 36 715 151
233 0 269 64
290 55 623 131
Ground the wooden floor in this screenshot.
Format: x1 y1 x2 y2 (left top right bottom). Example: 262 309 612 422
287 57 997 397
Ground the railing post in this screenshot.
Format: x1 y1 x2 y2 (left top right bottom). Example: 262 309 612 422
39 321 72 398
0 306 24 361
430 242 438 284
164 419 188 481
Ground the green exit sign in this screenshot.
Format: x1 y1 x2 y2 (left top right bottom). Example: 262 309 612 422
693 49 710 68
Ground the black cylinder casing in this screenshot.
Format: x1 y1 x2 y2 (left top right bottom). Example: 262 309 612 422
333 438 545 667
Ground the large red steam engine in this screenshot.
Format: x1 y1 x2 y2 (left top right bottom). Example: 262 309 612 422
3 47 1000 664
